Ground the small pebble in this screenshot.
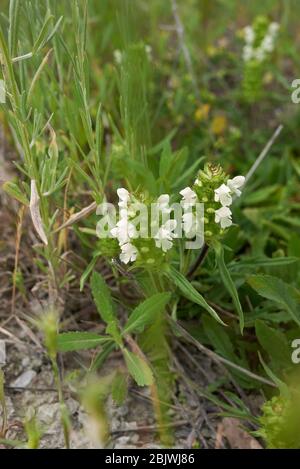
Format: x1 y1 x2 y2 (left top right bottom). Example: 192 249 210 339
11 369 37 388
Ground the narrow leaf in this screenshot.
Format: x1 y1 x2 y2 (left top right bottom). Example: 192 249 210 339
57 332 110 352
124 292 171 334
213 240 244 333
90 341 116 371
123 349 153 386
2 181 29 206
111 372 128 405
229 257 299 269
27 49 53 104
80 256 98 291
32 14 54 54
203 315 236 362
258 352 289 398
8 0 20 57
90 272 116 324
166 266 225 325
248 275 300 326
255 320 291 367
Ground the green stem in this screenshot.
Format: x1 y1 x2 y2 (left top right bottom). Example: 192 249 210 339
51 356 70 449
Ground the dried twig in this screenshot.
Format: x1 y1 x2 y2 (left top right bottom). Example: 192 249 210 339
168 316 276 388
172 352 216 448
111 420 188 434
187 243 209 278
0 326 24 346
54 201 97 233
11 206 25 314
245 125 283 184
171 0 200 101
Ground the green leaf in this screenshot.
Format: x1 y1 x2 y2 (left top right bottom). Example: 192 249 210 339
91 272 116 324
116 159 157 195
2 181 29 206
173 156 205 189
245 185 281 205
0 438 24 448
111 372 128 405
123 349 153 386
202 316 253 387
159 141 172 178
32 14 53 54
57 332 110 352
229 256 299 269
288 233 300 258
32 14 63 55
248 275 300 326
106 321 123 346
90 272 121 344
124 292 171 334
166 266 225 325
213 241 244 333
203 316 236 362
80 256 98 291
258 353 289 398
90 341 116 371
38 16 63 52
255 320 291 367
8 0 20 57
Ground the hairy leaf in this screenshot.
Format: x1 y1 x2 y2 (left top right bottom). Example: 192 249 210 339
248 275 300 326
111 372 128 405
167 266 225 325
57 332 109 352
124 292 171 334
91 272 116 324
255 320 291 367
123 349 153 386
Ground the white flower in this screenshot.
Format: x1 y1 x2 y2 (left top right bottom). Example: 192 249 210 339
117 188 130 209
180 187 197 207
120 243 138 264
157 194 171 214
119 208 128 219
154 220 177 252
114 49 122 64
243 45 253 61
145 45 152 60
182 212 197 237
110 218 136 245
244 26 254 44
215 206 232 229
269 22 279 35
254 48 265 62
261 35 274 53
243 22 279 64
227 175 245 197
214 183 232 207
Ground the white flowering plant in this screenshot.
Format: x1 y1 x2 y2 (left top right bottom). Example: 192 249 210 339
242 16 279 103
